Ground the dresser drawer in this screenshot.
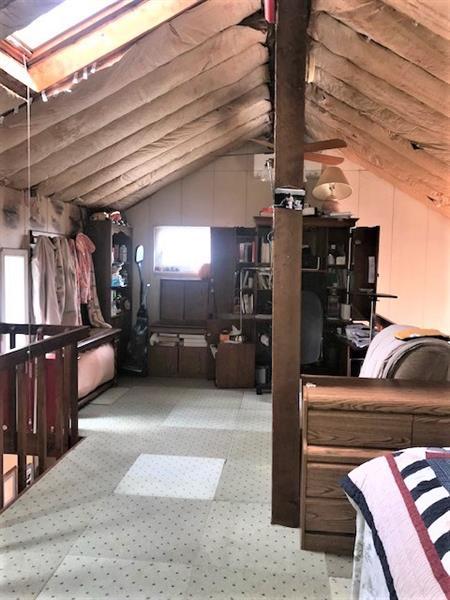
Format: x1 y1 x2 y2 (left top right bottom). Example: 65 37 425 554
304 498 356 535
307 410 412 448
412 416 450 447
306 462 352 499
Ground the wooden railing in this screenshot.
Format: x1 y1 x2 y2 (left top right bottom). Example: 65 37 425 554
0 323 89 509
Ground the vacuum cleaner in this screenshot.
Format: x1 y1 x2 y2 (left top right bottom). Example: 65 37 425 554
122 244 150 375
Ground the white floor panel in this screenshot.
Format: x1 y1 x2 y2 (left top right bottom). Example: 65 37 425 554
36 555 192 600
114 454 225 499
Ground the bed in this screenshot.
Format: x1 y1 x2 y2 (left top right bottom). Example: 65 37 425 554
342 447 450 600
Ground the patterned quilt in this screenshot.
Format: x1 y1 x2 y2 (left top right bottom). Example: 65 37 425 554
342 447 450 600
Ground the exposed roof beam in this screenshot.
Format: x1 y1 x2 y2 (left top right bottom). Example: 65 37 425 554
52 85 269 202
26 0 203 92
381 0 450 41
41 72 268 198
307 85 449 195
314 0 449 83
95 114 270 207
310 41 449 142
309 12 450 118
311 68 450 157
306 101 450 214
79 94 270 205
2 29 267 184
0 0 261 152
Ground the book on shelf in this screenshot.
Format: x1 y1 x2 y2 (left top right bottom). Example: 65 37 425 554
260 239 271 264
239 241 256 263
242 271 254 288
240 292 254 315
257 272 271 290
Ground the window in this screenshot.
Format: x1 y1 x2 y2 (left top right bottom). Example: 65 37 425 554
154 226 211 277
0 249 29 352
9 0 120 51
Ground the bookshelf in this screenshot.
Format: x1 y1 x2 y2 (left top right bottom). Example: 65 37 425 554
86 219 133 365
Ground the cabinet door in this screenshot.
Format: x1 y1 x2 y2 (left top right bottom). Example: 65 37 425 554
350 226 380 320
160 279 184 321
210 227 236 315
184 280 209 321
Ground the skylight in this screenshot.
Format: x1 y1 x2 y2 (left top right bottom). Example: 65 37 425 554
10 0 120 50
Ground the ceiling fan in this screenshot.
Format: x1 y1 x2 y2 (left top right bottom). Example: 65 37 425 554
250 138 346 166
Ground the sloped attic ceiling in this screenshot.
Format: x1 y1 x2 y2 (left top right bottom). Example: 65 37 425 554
306 0 450 218
0 0 271 209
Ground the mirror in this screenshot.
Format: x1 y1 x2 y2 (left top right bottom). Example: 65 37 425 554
135 245 144 264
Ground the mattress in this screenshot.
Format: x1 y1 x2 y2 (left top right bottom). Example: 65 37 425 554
78 342 115 399
342 447 450 600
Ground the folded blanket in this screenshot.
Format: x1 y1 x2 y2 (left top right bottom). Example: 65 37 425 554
342 448 450 600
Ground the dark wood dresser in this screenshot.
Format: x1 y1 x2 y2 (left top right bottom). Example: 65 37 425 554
300 375 450 554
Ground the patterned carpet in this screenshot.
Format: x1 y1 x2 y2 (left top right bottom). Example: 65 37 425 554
0 377 352 599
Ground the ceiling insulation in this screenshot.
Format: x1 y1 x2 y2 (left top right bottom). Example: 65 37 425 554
307 0 450 217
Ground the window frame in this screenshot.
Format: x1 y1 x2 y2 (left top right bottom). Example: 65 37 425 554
0 248 29 324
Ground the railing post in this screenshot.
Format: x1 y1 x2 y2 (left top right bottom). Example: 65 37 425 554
64 344 78 445
53 349 65 457
36 356 48 476
16 362 28 493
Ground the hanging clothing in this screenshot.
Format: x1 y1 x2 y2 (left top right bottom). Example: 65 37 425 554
54 237 81 326
75 233 110 328
68 238 82 326
31 236 61 325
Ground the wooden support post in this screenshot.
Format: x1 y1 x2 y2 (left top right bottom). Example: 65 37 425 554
16 363 28 493
272 0 307 527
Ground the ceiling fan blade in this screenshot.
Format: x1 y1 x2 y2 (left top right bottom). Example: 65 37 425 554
304 152 344 165
304 138 346 152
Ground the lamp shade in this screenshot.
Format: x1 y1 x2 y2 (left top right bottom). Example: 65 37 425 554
312 167 352 201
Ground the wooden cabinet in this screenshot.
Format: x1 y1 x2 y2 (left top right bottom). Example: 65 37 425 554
301 375 450 554
215 343 255 388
